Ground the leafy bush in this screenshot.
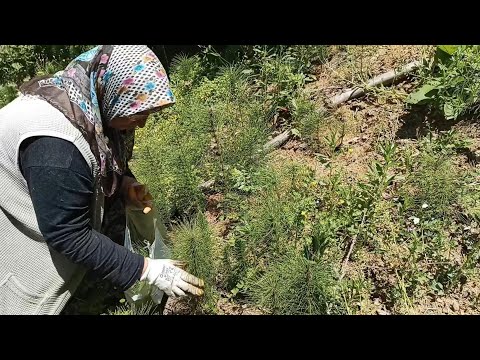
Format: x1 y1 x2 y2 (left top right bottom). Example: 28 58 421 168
407 45 480 120
0 45 92 86
132 61 268 219
0 84 18 108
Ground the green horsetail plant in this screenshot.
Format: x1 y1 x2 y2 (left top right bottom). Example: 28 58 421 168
170 212 218 314
108 300 162 315
250 251 345 315
221 163 319 295
399 132 462 219
291 93 328 151
170 54 205 95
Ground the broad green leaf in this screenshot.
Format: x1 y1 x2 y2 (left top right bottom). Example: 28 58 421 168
435 45 458 64
291 128 301 137
11 62 23 70
443 102 457 120
438 45 458 55
406 83 439 104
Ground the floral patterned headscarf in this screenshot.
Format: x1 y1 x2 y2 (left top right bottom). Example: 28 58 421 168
20 45 175 196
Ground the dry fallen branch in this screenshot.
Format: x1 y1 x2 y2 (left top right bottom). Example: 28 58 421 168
329 61 421 107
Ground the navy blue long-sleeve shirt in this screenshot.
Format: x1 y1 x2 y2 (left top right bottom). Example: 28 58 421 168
19 136 144 291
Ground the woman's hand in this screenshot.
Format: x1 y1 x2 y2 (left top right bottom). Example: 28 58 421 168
121 176 153 213
141 258 205 299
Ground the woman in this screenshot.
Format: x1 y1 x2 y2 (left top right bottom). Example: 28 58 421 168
0 45 204 315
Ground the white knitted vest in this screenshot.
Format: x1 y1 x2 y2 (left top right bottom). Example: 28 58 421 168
0 95 104 314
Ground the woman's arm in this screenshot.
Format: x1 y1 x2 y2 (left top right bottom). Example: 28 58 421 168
19 136 145 290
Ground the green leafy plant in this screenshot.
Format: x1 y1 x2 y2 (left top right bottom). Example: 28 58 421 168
0 45 92 86
0 84 18 108
406 45 480 120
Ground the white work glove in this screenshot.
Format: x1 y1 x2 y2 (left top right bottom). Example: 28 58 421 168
141 258 205 298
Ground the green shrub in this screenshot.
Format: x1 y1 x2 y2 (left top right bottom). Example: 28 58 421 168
250 252 344 314
291 93 328 150
407 45 480 120
0 84 18 108
0 45 92 86
222 163 318 292
400 132 462 218
132 61 268 219
171 212 218 313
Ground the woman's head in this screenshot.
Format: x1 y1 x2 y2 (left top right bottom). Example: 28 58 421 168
95 46 174 127
20 45 175 195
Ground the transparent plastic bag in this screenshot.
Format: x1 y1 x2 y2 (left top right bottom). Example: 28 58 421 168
123 207 171 307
